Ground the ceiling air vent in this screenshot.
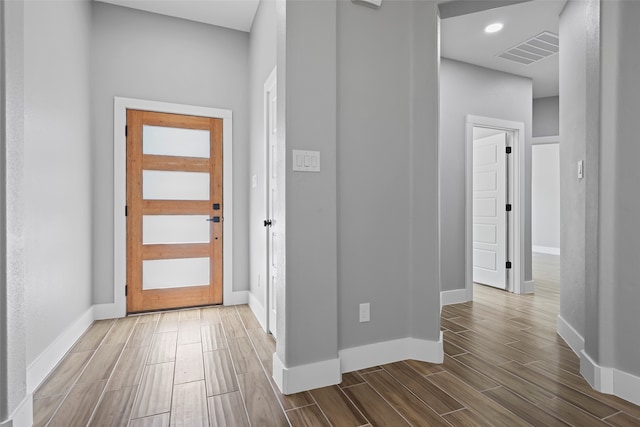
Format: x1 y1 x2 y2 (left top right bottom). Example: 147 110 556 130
498 31 559 65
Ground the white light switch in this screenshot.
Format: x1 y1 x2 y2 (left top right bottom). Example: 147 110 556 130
292 150 320 172
251 174 257 188
578 160 584 179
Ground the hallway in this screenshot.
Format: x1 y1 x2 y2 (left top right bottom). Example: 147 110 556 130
33 254 640 426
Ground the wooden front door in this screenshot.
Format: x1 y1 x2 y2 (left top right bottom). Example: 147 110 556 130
126 109 223 313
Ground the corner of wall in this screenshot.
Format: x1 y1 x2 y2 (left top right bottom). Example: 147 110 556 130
273 353 341 395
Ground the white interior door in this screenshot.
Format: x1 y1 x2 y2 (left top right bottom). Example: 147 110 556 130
472 130 507 289
265 69 279 338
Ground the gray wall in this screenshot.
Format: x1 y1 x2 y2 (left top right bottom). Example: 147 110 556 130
559 0 588 340
277 0 441 369
248 0 277 310
600 0 640 378
24 0 93 365
2 0 27 418
440 58 533 292
279 0 339 367
91 3 251 303
533 96 559 137
337 0 412 348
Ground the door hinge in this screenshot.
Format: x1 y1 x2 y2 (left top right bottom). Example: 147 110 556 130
506 204 512 212
125 205 128 216
506 261 512 269
125 285 128 296
506 146 512 154
125 125 128 137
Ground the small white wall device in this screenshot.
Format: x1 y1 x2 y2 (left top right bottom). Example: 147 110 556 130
352 0 382 8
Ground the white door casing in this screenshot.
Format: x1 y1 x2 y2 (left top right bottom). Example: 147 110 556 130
472 132 507 289
105 97 234 320
264 68 279 338
465 115 525 299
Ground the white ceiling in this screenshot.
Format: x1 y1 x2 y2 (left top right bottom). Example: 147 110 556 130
441 0 567 98
97 0 260 32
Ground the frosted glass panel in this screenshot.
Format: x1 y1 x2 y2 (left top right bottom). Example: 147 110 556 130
143 170 209 200
143 257 210 290
143 125 210 158
143 215 210 244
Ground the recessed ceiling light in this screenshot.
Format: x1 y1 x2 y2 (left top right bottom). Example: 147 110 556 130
485 23 504 34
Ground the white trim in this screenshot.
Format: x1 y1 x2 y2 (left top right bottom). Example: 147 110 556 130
93 302 124 320
440 289 471 310
339 333 443 374
580 350 613 394
612 368 640 406
531 135 559 145
523 280 535 294
272 353 341 395
113 97 233 314
248 292 267 332
580 350 640 406
465 116 526 298
556 314 585 357
532 245 560 255
2 394 33 427
263 66 277 335
222 290 249 307
26 306 95 393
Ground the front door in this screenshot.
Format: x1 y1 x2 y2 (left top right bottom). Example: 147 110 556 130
126 109 223 313
472 130 508 290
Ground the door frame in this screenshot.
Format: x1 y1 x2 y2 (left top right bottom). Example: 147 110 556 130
263 66 277 335
465 115 526 298
110 97 234 317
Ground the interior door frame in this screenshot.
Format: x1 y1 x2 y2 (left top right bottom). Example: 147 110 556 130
465 115 526 298
110 97 234 318
264 66 277 336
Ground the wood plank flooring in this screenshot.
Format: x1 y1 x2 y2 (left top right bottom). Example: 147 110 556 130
34 253 640 426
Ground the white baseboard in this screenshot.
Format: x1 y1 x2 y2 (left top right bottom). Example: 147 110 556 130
339 333 443 374
1 393 33 427
248 291 267 332
580 350 640 406
612 368 640 406
532 245 560 255
523 280 535 294
223 290 249 306
27 306 95 394
556 314 585 357
580 350 613 394
272 353 341 395
440 289 470 309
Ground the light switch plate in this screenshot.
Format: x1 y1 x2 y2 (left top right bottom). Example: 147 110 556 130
293 150 320 172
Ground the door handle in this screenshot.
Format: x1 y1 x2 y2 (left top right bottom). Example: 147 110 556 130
207 217 221 223
264 219 273 227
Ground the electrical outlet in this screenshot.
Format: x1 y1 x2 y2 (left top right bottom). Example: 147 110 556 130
359 303 370 322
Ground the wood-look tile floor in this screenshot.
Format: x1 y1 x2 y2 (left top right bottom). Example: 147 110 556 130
34 253 640 426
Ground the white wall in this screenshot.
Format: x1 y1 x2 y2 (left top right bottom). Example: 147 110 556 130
532 144 560 254
91 2 251 304
440 58 533 292
248 0 277 313
533 96 560 137
24 0 93 368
